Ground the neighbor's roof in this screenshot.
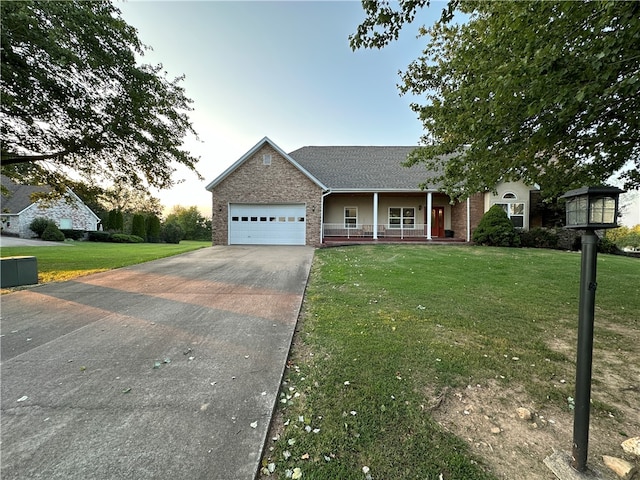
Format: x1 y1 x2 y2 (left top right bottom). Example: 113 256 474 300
1 175 51 214
288 146 445 191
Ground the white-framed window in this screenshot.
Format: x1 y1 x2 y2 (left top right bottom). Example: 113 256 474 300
262 154 272 166
59 218 72 229
389 207 415 228
495 193 525 228
344 207 357 228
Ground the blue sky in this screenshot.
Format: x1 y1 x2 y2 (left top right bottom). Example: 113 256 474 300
116 1 639 226
116 0 442 215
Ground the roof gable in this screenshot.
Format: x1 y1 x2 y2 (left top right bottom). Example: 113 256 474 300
205 137 328 191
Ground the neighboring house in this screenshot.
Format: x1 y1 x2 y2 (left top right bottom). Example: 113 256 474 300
205 137 540 246
1 175 100 238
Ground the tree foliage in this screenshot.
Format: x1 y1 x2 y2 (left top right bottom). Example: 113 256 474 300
164 205 211 241
352 1 640 200
131 214 146 240
1 0 201 193
162 222 183 244
146 214 162 243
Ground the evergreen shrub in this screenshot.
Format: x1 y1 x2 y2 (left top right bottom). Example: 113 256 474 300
131 214 146 240
146 215 161 243
29 217 54 238
473 205 521 247
88 231 112 242
519 227 559 249
41 222 65 241
110 234 144 243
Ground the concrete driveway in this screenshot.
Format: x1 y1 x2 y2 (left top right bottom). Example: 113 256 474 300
1 246 314 480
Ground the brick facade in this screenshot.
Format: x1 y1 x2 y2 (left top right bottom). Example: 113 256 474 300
3 194 99 238
450 193 485 241
210 144 324 246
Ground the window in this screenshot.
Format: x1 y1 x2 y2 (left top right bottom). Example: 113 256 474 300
344 207 357 228
60 218 72 229
262 154 272 165
496 193 525 228
389 207 415 228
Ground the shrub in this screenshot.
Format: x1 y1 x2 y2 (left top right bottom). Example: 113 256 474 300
88 231 112 242
146 215 161 243
110 234 144 243
60 229 86 240
162 222 183 244
519 227 559 249
131 214 146 240
473 205 521 247
29 217 55 238
41 222 65 241
597 236 619 254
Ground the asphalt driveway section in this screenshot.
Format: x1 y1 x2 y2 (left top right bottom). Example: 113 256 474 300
0 245 315 480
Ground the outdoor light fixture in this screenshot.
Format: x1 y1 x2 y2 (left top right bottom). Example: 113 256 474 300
562 186 624 229
550 185 624 474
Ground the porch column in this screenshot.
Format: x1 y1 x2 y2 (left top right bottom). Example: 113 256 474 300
373 192 379 240
426 192 432 240
466 197 471 242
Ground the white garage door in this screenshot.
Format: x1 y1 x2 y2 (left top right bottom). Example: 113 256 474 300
229 204 306 245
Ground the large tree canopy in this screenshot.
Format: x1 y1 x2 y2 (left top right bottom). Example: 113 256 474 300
1 0 200 192
351 0 640 200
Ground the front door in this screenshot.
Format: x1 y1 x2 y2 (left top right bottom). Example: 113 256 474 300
431 206 445 237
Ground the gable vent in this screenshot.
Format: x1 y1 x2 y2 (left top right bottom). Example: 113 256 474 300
262 154 272 166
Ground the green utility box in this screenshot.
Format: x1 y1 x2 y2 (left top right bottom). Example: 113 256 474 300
1 256 38 288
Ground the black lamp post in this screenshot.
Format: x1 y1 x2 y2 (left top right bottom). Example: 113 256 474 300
560 185 624 473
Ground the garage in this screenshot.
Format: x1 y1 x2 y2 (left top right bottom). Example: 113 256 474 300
228 204 306 245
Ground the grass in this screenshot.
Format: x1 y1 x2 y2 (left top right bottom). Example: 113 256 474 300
1 240 210 284
260 245 639 480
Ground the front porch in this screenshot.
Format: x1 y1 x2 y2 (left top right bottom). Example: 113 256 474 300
322 223 466 245
322 223 456 240
320 191 479 244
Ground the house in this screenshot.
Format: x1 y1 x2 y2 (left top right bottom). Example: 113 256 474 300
1 175 100 238
205 137 539 246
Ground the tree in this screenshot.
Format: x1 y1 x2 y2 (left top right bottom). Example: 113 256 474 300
164 205 211 241
105 209 124 232
351 1 640 200
146 214 162 243
1 1 201 194
131 214 147 240
100 181 163 217
162 222 183 244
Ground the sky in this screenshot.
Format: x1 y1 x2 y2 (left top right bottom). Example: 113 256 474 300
115 0 438 217
116 1 639 227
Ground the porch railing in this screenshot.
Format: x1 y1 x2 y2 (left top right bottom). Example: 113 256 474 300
322 223 431 239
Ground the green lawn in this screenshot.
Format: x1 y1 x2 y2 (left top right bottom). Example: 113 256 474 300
260 245 639 480
1 240 210 284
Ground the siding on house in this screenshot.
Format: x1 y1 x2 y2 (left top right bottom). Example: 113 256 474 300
211 144 325 246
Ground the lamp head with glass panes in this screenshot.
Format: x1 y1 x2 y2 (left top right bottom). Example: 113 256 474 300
560 186 625 230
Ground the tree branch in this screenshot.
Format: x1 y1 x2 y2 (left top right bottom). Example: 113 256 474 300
1 151 69 165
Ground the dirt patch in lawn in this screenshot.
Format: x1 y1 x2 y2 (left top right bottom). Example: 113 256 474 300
426 372 640 480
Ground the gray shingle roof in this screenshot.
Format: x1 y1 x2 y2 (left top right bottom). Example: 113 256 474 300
288 146 444 191
1 175 51 214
